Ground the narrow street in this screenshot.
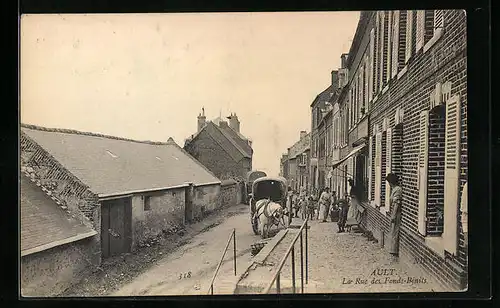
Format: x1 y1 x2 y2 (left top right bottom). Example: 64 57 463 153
112 203 261 296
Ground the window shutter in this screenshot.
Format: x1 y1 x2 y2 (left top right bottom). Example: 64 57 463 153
405 11 414 63
374 133 382 206
416 10 425 52
391 11 400 78
369 29 375 101
379 11 388 90
434 10 444 31
384 128 393 210
443 95 461 255
418 111 429 236
368 135 373 201
386 11 393 83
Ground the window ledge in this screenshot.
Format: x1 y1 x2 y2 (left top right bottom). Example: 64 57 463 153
382 85 389 95
425 236 445 258
423 28 444 53
373 95 379 103
397 66 408 79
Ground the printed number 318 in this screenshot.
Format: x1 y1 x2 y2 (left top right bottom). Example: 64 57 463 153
179 272 192 279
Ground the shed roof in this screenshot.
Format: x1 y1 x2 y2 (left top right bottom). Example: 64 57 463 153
20 174 96 256
21 125 221 197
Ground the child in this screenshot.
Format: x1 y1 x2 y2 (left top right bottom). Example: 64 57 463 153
336 198 349 233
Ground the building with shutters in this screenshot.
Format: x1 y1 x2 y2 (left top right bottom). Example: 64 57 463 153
184 109 253 181
310 71 339 192
333 10 467 290
283 131 311 191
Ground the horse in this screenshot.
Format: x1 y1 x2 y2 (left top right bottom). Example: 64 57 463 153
253 199 285 239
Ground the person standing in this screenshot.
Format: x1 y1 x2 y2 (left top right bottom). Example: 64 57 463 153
336 197 349 233
345 179 364 229
386 173 403 262
318 187 332 222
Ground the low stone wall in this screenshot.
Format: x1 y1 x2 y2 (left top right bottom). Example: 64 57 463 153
219 180 238 209
21 237 97 297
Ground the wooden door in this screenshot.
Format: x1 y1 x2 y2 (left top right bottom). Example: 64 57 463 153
185 185 193 223
101 198 132 258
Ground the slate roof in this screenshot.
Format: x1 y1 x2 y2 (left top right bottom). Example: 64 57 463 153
185 121 252 161
21 125 221 197
310 84 336 107
217 124 253 157
20 174 96 256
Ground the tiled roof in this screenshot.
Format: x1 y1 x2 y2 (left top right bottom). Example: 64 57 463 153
20 174 96 256
21 125 221 197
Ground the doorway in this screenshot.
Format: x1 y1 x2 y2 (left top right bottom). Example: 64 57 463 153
101 197 132 258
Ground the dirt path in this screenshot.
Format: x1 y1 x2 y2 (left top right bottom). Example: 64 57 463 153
62 204 259 297
112 204 261 296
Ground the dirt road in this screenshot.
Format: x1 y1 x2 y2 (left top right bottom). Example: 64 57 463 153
112 204 262 296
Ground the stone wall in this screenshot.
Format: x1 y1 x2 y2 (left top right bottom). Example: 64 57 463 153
21 237 95 297
131 187 186 249
193 184 221 218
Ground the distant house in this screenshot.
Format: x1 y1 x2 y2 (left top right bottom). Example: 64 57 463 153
20 124 222 272
184 109 253 181
20 174 98 296
281 131 310 191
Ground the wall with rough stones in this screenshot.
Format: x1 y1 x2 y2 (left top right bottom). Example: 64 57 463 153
21 237 95 297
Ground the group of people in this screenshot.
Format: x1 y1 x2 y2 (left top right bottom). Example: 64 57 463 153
286 178 368 233
285 173 468 264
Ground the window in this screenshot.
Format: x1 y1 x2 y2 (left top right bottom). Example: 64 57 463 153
416 10 438 52
144 195 151 211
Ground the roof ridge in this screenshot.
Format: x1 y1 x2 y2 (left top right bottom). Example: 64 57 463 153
168 136 222 182
212 124 250 158
21 123 173 146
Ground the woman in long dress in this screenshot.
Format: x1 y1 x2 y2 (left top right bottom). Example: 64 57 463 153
386 173 403 261
345 179 362 228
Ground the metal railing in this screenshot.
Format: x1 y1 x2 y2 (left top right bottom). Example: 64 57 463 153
207 228 237 295
262 219 309 294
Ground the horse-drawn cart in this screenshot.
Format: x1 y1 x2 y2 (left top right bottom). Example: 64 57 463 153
249 176 292 238
243 170 267 204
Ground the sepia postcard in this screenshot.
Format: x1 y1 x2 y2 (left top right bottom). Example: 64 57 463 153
19 10 468 297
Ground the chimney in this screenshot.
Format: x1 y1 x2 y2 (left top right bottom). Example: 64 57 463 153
341 53 349 69
219 120 229 128
331 70 339 90
300 131 307 140
227 112 240 133
197 107 206 132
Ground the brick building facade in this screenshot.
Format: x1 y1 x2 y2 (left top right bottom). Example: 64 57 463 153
334 10 467 290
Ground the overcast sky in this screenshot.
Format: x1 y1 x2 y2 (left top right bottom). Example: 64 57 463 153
21 12 359 176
